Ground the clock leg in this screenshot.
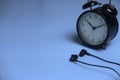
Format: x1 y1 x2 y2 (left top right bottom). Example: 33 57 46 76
102 44 106 49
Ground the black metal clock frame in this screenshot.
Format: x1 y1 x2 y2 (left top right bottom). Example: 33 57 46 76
76 0 119 49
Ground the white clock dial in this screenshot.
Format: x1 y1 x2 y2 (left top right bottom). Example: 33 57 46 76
77 12 108 45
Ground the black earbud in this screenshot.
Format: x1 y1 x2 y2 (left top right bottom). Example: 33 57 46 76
69 54 78 62
79 49 91 57
69 49 120 78
79 49 120 66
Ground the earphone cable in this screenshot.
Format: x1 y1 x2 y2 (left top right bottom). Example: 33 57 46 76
76 60 120 78
89 54 120 66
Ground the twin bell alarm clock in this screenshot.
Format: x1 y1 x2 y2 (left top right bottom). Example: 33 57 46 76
76 0 119 49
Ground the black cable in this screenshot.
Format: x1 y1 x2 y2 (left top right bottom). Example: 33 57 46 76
80 49 120 66
76 60 120 78
90 54 120 66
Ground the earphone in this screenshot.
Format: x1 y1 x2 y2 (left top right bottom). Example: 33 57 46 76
79 49 120 66
69 49 120 78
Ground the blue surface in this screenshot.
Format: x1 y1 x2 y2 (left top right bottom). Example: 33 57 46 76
0 0 120 80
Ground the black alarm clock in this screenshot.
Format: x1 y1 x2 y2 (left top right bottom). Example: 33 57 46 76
76 0 119 49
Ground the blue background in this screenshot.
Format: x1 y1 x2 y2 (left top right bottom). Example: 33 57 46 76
0 0 120 80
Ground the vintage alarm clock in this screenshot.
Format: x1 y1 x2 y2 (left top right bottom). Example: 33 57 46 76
76 0 119 49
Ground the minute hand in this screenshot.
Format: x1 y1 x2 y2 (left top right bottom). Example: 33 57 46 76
95 24 105 29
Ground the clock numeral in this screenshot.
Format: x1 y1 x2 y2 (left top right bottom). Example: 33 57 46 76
89 15 92 19
98 38 102 42
82 23 85 26
102 35 105 38
94 14 98 18
100 18 103 22
83 30 86 33
92 38 95 42
87 34 90 37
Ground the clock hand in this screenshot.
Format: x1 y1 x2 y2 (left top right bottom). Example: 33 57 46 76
91 23 105 30
85 19 94 28
95 23 105 29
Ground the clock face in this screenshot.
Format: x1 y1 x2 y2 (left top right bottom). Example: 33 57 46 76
77 12 108 46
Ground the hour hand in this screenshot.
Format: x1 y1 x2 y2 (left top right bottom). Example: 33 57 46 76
85 19 94 28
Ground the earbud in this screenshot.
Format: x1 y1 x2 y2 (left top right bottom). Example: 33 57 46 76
69 54 78 62
69 49 120 78
79 49 91 57
79 49 120 66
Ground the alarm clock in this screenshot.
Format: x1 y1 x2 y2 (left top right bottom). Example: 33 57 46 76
76 0 119 49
